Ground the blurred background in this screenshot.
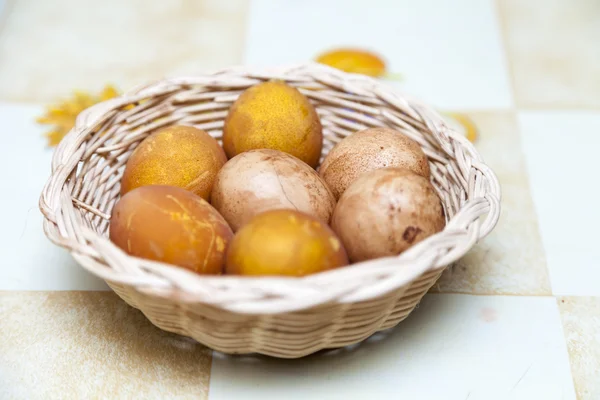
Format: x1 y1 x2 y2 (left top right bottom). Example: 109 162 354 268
1 1 599 399
1 0 596 108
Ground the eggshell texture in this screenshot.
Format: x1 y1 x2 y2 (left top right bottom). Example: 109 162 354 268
222 81 323 168
226 209 348 276
109 185 233 275
211 149 336 232
331 168 445 263
120 125 227 200
319 127 430 199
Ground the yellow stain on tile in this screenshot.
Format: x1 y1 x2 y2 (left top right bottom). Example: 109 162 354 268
431 111 551 295
557 296 600 400
0 292 212 399
0 0 249 102
498 0 600 108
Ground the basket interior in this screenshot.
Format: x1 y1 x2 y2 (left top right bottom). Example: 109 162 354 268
65 75 473 241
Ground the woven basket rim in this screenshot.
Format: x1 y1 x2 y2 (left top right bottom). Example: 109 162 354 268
39 63 501 314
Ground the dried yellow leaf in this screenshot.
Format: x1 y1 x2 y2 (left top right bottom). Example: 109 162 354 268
37 84 121 147
316 48 387 78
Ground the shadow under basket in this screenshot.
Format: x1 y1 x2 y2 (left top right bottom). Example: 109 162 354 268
40 63 501 358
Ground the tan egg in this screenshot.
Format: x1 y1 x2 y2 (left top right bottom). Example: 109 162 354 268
331 168 445 263
211 149 336 232
319 127 430 199
223 81 323 168
225 209 348 276
109 185 233 275
120 125 227 200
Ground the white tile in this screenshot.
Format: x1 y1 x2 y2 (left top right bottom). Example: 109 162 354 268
0 103 108 290
244 0 513 110
209 294 575 400
518 111 600 296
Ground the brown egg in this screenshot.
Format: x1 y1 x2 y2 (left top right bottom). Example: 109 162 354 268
120 125 227 200
109 185 233 274
223 81 323 168
331 168 445 263
211 149 336 232
319 127 430 199
226 209 348 276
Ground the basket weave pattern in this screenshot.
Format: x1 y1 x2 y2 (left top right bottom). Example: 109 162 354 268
40 64 500 358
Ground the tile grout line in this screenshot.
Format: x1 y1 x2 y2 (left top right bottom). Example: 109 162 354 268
0 0 15 38
493 0 520 110
554 296 581 400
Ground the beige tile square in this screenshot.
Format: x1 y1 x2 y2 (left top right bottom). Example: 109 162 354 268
557 296 600 400
0 292 212 399
432 112 551 295
498 0 600 108
0 0 248 102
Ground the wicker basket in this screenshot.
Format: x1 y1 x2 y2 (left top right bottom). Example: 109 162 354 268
40 63 501 358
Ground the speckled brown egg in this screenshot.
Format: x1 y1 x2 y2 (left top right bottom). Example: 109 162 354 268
331 167 445 263
222 81 323 168
120 125 227 200
225 209 348 276
319 127 430 199
211 149 336 232
109 185 233 275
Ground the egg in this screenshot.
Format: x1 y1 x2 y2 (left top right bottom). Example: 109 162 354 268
109 185 233 274
222 81 323 168
211 149 336 231
319 127 430 199
120 125 227 200
331 168 445 263
225 209 348 276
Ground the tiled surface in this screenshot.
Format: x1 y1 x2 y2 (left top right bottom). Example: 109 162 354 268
0 103 108 290
518 111 600 296
498 0 600 109
0 0 249 102
211 295 576 400
244 0 513 110
0 0 599 398
558 297 600 400
0 292 212 399
433 112 551 295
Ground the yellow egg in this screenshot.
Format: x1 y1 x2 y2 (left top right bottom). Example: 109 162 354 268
120 125 227 200
225 209 348 276
223 81 323 168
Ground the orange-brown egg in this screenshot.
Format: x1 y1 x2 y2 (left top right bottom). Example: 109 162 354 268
109 185 233 275
222 81 323 168
120 125 227 200
225 209 348 276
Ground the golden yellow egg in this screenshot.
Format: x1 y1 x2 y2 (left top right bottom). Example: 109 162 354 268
109 185 233 275
223 81 323 168
120 125 227 200
225 209 348 277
